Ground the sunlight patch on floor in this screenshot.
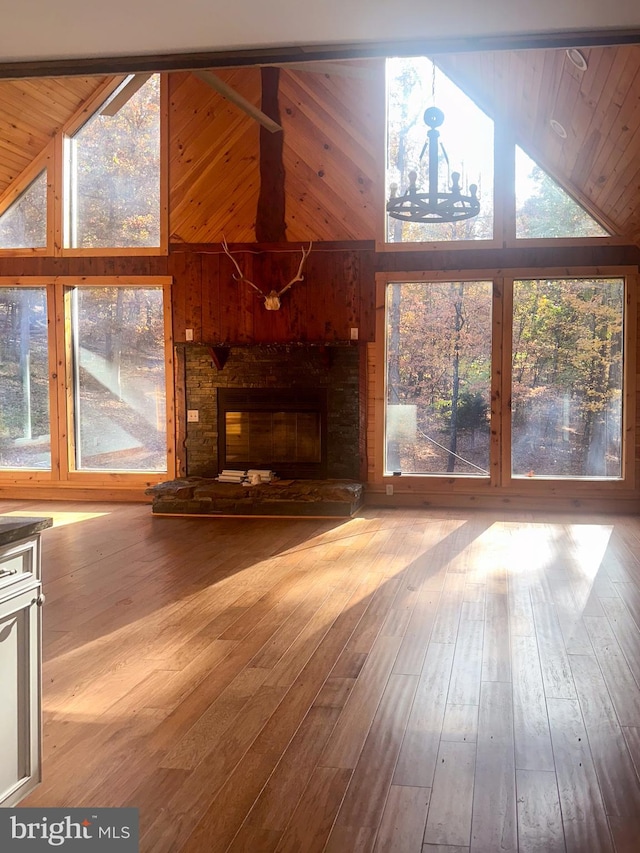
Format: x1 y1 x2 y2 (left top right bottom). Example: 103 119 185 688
2 509 110 528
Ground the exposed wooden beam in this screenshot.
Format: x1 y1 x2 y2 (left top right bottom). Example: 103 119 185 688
269 61 373 79
0 29 640 79
100 73 152 116
194 69 282 133
256 67 286 242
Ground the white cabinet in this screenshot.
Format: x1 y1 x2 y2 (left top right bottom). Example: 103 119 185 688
0 536 39 595
0 586 42 807
0 519 49 808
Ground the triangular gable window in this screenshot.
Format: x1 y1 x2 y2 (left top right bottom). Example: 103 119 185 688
64 74 160 249
515 146 609 238
0 170 47 249
386 57 494 244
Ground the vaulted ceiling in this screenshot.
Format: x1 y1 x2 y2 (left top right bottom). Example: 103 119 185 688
1 44 640 243
438 45 640 243
0 76 110 197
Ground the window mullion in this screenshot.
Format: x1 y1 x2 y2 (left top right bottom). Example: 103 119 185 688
489 276 509 487
50 281 71 480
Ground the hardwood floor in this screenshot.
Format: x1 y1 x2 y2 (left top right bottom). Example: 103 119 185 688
5 499 640 852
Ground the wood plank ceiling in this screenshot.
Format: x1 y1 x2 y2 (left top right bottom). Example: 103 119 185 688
0 76 110 194
437 45 640 243
1 45 640 244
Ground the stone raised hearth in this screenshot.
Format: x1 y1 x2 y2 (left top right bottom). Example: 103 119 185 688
146 477 364 517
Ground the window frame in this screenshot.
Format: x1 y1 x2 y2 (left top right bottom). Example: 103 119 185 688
59 74 168 258
374 266 637 501
0 147 54 258
0 75 168 261
0 276 175 489
378 56 629 253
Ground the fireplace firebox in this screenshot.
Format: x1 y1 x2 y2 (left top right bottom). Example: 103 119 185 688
217 388 328 479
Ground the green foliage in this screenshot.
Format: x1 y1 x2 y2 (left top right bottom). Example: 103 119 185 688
387 276 624 477
516 160 608 238
455 391 489 431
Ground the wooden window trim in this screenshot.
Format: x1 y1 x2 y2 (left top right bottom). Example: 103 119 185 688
0 275 175 489
379 61 626 253
373 266 638 505
0 143 53 256
57 74 167 258
0 74 167 260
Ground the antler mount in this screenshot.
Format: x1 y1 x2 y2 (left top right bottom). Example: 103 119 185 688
221 238 312 311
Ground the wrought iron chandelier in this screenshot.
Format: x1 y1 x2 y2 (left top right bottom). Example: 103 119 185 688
386 106 480 224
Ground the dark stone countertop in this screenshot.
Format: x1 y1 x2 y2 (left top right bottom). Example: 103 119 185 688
0 516 53 547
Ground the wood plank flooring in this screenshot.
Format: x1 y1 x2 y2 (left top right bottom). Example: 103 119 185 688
4 500 640 852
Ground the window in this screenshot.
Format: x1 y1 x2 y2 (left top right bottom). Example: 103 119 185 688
511 278 623 478
386 280 492 474
0 278 172 481
385 57 615 246
515 147 609 239
382 272 633 488
71 286 167 472
0 287 50 469
0 172 47 249
386 57 494 244
64 75 161 249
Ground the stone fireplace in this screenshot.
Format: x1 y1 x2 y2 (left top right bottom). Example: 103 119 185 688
182 344 362 480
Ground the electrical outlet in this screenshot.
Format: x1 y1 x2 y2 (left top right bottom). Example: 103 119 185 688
187 410 199 422
385 484 394 496
350 327 359 340
185 328 194 341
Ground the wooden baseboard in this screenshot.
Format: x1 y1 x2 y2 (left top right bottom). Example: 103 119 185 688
0 485 152 502
364 489 640 515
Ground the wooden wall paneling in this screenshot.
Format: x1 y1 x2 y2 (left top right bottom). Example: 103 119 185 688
215 248 256 343
76 246 371 347
637 275 640 483
519 49 545 143
326 250 346 340
357 249 376 343
530 50 564 153
169 70 260 244
341 250 360 341
169 249 202 342
279 246 309 342
200 250 221 342
0 76 110 194
338 250 361 340
560 46 613 179
598 134 640 241
569 48 633 186
576 91 640 239
174 344 187 477
575 50 639 187
358 345 368 482
298 251 328 342
553 61 585 173
318 250 346 341
252 251 296 343
280 62 383 243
